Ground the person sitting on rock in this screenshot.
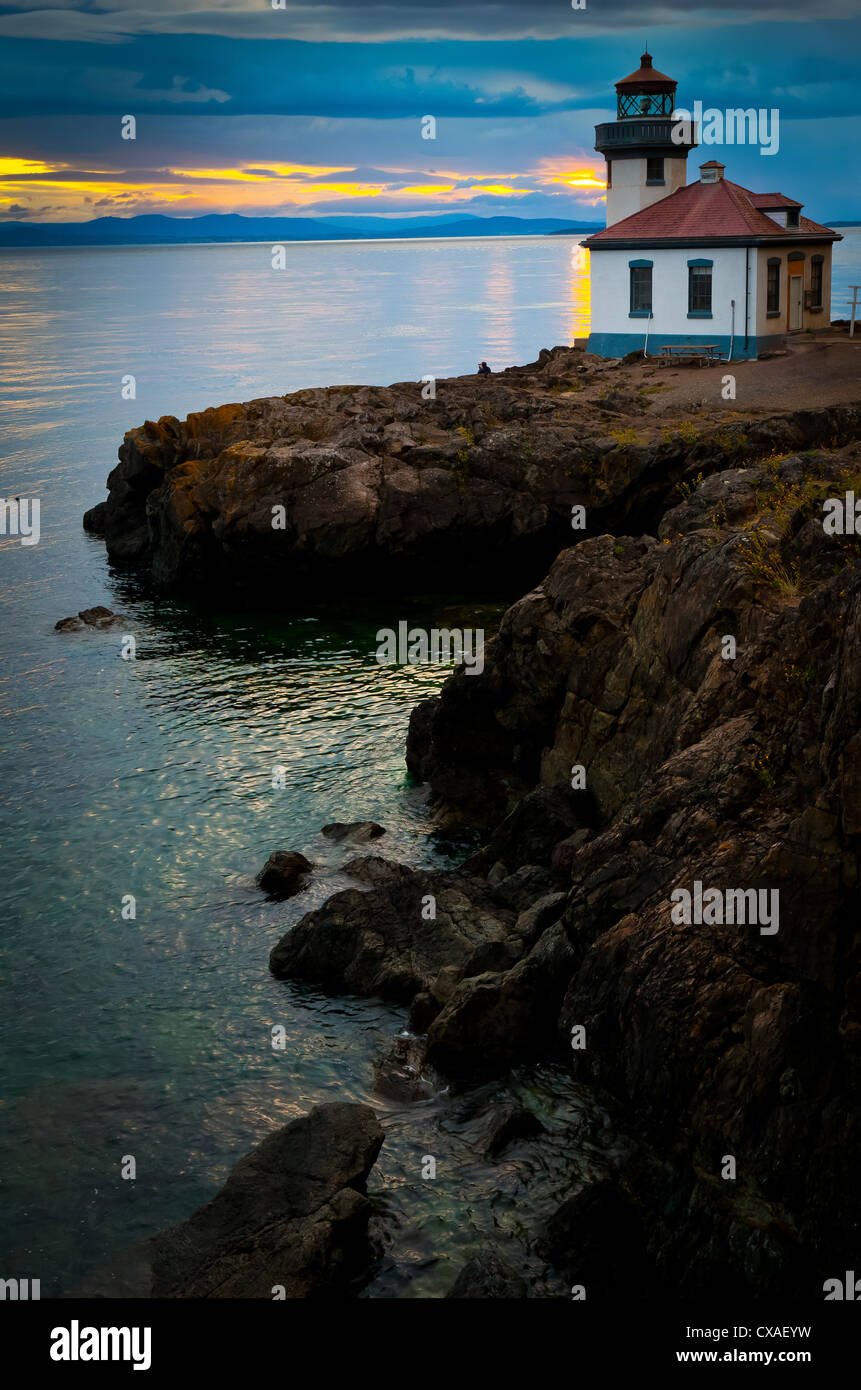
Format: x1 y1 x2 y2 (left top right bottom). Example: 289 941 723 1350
477 361 491 376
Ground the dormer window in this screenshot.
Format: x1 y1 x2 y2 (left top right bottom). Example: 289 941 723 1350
786 208 800 228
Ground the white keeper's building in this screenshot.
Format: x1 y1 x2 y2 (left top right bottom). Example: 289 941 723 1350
582 53 841 359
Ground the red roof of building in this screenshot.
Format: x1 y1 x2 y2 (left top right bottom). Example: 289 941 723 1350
584 177 840 246
749 193 803 209
615 52 677 90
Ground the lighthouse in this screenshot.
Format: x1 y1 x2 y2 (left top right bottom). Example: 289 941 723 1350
595 52 697 227
582 55 841 359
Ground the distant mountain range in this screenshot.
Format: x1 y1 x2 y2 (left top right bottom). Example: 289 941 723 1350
0 212 602 248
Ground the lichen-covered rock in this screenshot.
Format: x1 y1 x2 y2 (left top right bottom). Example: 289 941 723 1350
83 353 861 595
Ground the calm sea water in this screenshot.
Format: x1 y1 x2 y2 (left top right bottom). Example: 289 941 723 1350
1 230 858 1297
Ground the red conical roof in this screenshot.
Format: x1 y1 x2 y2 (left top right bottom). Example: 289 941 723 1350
615 52 677 91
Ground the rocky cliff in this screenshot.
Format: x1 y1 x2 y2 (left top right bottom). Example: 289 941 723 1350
84 346 861 595
89 351 861 1297
272 440 861 1296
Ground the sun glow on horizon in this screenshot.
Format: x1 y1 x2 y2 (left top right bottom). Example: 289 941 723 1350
0 153 609 221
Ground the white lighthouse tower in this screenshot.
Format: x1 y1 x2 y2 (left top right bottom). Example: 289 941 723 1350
595 52 697 227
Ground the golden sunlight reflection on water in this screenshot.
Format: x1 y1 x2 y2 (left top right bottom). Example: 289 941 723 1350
569 242 591 340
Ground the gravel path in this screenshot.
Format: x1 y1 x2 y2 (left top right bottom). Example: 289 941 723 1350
643 332 861 416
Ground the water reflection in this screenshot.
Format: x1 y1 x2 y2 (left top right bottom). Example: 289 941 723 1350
569 242 591 340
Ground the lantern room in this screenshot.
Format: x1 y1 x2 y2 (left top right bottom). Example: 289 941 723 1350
615 52 677 118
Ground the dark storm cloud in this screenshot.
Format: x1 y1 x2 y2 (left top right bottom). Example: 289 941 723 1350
1 26 859 121
0 0 858 220
0 0 857 43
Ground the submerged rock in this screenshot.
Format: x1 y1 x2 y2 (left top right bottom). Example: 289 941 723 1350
150 1102 384 1298
466 1098 546 1161
373 1034 436 1103
321 820 386 844
447 1252 527 1299
55 605 125 631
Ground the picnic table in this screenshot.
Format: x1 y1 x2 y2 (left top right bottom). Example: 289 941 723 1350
657 344 723 366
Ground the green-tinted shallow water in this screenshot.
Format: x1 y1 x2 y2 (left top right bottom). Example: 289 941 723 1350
0 584 460 1288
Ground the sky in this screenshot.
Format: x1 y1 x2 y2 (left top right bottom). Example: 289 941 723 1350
0 0 858 223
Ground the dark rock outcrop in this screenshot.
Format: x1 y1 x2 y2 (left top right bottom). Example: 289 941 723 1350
83 501 106 535
342 854 414 886
256 851 313 899
425 918 576 1082
461 784 593 875
409 442 861 1293
270 869 520 1002
73 351 861 1299
150 1102 384 1297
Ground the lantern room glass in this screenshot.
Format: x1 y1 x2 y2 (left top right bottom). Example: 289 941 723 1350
618 91 676 118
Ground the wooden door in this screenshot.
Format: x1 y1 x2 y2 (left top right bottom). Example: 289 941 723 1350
789 275 803 331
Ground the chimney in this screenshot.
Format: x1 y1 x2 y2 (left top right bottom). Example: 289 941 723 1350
700 161 725 184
